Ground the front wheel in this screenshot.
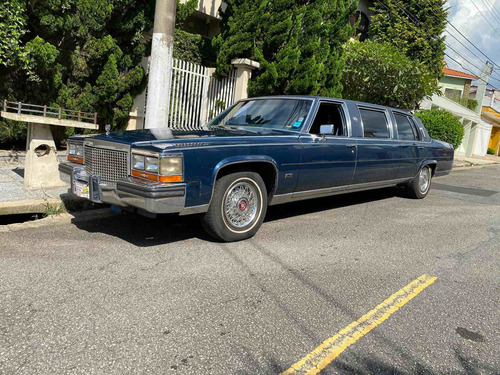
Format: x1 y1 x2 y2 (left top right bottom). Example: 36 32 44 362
407 165 432 199
201 172 268 242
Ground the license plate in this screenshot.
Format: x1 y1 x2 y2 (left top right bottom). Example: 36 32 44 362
73 180 90 199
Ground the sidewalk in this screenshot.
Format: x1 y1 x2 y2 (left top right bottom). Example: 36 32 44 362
453 153 500 168
0 150 92 215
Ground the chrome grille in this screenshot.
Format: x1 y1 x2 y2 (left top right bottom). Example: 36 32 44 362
84 146 128 182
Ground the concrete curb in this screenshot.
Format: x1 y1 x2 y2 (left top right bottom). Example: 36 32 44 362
0 208 116 233
0 194 93 215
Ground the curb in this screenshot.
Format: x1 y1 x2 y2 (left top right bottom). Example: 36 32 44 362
0 208 116 233
0 194 94 215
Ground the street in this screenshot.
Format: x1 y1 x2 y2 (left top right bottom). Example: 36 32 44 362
1 165 499 374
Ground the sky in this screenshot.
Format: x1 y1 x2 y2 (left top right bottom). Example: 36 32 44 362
444 0 500 88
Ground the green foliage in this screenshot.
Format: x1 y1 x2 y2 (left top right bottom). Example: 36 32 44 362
0 0 27 67
466 99 478 111
370 0 448 80
445 91 478 111
0 0 155 146
487 147 496 155
176 0 198 25
416 109 464 149
342 40 439 109
173 29 216 66
213 0 356 97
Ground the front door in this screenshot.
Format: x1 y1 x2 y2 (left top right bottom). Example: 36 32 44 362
296 101 357 192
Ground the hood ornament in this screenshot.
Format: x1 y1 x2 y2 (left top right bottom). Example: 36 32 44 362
105 124 111 136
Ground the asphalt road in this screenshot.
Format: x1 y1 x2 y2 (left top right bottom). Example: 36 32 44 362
1 165 499 374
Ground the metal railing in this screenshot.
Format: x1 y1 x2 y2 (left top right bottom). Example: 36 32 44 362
2 100 98 125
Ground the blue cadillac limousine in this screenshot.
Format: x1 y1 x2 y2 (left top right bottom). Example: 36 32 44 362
60 96 453 241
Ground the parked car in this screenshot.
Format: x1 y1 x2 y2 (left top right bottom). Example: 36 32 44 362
60 96 453 241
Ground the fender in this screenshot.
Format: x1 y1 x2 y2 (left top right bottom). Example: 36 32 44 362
418 159 438 175
211 155 280 195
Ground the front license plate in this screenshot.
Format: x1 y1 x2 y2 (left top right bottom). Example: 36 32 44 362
73 180 90 199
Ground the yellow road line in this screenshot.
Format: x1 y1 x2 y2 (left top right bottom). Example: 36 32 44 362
281 274 437 375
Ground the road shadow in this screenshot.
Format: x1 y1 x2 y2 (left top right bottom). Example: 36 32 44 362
71 210 211 247
71 187 403 247
265 187 403 223
231 345 496 374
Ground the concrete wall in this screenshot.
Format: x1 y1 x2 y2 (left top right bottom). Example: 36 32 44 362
474 121 493 157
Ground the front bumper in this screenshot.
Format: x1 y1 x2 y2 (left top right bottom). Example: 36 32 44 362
59 162 186 214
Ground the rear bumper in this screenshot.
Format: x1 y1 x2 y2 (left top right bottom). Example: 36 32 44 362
59 162 186 214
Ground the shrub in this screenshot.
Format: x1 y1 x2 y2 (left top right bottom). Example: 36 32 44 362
342 40 439 109
415 109 464 149
487 147 496 155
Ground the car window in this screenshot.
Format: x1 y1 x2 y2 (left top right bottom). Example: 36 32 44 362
309 102 346 136
359 108 390 138
207 99 312 132
394 113 417 141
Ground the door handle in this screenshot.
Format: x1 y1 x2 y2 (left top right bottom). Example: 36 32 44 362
417 146 425 150
346 144 357 148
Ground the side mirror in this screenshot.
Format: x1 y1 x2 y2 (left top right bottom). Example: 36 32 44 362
319 124 335 136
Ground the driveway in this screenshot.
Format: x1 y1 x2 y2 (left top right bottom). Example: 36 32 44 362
1 165 499 374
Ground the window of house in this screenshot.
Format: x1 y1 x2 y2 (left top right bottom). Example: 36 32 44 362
359 108 390 138
350 11 370 41
394 113 418 141
309 102 346 136
444 88 462 100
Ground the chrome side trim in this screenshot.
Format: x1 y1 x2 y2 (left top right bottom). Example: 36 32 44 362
269 177 411 206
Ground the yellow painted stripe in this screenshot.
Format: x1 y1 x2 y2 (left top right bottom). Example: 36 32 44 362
281 274 437 375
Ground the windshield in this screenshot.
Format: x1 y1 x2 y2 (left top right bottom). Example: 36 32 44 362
208 99 313 132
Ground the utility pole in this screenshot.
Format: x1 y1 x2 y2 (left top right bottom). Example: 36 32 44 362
465 61 493 157
475 61 493 115
145 0 176 129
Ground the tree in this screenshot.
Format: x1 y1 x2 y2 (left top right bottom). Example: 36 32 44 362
342 40 438 109
0 0 155 146
369 0 448 80
416 109 464 149
213 0 356 97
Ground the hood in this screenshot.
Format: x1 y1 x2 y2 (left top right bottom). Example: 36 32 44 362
91 126 298 148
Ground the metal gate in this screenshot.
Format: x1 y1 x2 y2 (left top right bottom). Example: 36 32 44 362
144 59 236 130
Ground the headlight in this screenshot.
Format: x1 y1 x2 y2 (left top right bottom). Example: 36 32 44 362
160 157 183 175
145 156 159 172
132 154 145 170
67 141 83 163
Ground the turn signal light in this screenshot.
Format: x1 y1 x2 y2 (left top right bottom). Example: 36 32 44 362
132 169 182 183
68 155 83 164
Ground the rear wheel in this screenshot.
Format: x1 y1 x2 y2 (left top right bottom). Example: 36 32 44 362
201 172 267 242
407 165 432 199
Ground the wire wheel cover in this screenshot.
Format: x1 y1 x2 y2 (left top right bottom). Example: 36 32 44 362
223 181 259 229
419 167 431 193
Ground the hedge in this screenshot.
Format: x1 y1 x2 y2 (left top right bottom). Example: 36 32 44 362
415 109 464 149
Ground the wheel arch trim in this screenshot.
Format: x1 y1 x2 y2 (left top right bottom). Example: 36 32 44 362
210 156 279 201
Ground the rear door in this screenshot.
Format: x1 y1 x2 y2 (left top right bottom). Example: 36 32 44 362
393 111 421 178
351 106 400 185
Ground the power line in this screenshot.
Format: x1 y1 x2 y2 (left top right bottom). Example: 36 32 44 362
414 0 500 79
417 0 500 70
390 0 500 85
376 1 498 89
445 53 499 90
470 0 500 38
479 0 500 24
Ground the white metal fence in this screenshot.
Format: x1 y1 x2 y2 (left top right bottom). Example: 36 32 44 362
143 59 236 130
